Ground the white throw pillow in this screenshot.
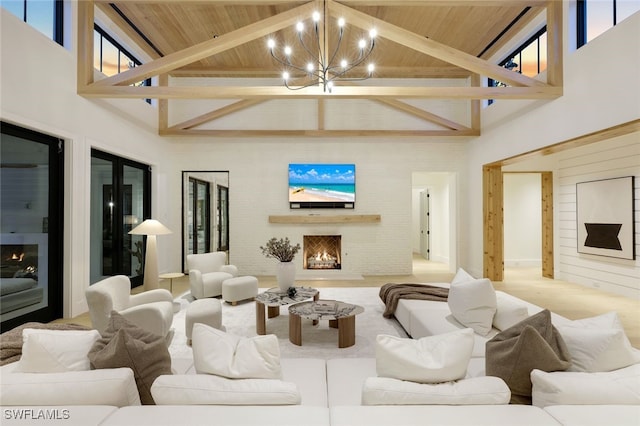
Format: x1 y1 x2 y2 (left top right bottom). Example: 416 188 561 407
0 367 141 407
15 329 101 373
376 329 474 384
151 374 301 405
531 365 640 407
447 278 497 336
451 268 475 285
192 323 282 379
362 376 511 405
493 292 529 331
558 312 640 372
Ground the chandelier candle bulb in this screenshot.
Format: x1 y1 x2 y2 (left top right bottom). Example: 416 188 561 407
267 2 377 93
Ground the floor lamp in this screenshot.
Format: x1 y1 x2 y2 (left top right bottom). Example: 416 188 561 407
129 219 172 291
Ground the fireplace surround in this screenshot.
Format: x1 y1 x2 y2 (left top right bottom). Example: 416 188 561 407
303 235 341 270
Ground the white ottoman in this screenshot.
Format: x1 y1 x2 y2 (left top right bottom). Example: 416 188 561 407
222 276 259 306
185 298 223 344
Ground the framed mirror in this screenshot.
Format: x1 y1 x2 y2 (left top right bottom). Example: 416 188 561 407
181 171 229 272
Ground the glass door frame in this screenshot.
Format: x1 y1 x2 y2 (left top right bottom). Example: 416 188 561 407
0 122 64 331
90 149 150 288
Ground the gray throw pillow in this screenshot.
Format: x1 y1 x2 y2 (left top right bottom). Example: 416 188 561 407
485 309 571 404
89 312 172 404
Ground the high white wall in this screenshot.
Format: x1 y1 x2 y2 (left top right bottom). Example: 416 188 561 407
465 9 640 296
0 9 172 317
164 140 467 277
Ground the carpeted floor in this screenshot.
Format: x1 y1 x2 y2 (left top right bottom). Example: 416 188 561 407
170 287 409 360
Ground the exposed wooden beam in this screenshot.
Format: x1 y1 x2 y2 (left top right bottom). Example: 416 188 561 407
169 66 472 79
77 1 94 89
373 98 469 131
478 7 544 60
470 74 481 132
159 129 480 137
89 2 317 87
158 73 169 132
80 85 562 99
546 0 563 88
168 99 266 130
328 0 550 88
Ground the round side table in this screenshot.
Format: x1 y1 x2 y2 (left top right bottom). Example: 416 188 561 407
159 272 184 293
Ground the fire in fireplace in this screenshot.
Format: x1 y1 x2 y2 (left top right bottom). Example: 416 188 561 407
303 235 341 270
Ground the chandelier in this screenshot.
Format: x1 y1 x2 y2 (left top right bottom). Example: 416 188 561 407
267 3 377 93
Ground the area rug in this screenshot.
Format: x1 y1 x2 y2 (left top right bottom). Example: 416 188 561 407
169 287 409 360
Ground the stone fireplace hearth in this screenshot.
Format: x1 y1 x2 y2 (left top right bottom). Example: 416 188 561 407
303 235 341 270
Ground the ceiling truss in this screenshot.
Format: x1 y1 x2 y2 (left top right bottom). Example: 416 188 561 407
77 0 563 138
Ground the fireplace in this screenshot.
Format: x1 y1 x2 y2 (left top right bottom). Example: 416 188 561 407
303 235 341 270
1 244 39 279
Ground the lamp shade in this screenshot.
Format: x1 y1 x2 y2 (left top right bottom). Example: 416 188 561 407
128 219 172 236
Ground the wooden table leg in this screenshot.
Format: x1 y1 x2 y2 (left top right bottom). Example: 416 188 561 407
289 313 302 346
338 316 356 348
312 292 320 325
267 306 280 319
256 301 266 335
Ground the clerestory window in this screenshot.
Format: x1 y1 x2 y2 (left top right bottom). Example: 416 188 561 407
577 0 640 48
2 0 63 45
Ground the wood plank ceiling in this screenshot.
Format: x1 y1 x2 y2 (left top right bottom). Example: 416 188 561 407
79 0 563 138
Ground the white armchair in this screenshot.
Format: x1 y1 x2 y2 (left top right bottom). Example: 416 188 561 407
85 275 174 341
187 252 238 299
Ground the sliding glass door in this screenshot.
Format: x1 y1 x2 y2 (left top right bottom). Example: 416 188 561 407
187 177 211 256
0 122 64 331
90 150 150 287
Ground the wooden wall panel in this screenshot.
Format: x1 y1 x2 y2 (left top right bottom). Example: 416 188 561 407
483 165 504 281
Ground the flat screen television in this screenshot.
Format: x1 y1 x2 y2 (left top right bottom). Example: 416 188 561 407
288 163 355 208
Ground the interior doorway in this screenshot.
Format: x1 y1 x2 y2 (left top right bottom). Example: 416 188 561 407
411 172 457 273
181 171 229 272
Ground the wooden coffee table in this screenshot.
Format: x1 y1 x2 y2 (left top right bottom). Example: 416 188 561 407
288 300 364 348
255 287 319 335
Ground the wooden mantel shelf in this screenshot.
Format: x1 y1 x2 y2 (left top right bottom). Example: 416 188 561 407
268 214 381 224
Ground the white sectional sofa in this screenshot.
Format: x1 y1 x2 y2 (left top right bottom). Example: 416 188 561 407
1 272 639 425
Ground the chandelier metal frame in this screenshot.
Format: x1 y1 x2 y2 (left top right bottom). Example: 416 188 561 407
267 2 376 93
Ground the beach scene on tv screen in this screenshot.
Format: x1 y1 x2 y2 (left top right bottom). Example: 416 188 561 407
289 164 355 203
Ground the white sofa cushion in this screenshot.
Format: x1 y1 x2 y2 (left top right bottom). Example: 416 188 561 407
14 328 101 373
376 329 474 383
544 405 640 426
558 312 640 372
100 406 330 426
530 363 640 407
151 374 301 405
0 366 141 407
362 376 510 405
330 405 561 426
493 292 529 331
448 277 497 336
192 323 282 379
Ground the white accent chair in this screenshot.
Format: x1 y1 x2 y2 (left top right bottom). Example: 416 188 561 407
85 275 174 341
187 252 238 299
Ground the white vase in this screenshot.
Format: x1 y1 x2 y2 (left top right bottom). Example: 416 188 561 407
276 261 296 291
